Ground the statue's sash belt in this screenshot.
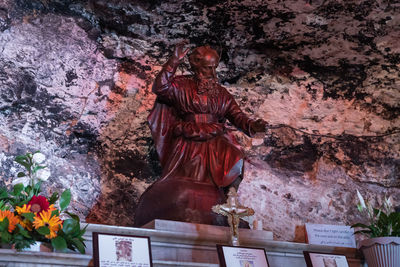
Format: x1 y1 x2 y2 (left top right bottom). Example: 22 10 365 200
183 114 219 123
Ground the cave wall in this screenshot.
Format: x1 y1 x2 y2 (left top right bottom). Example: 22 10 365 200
0 0 399 241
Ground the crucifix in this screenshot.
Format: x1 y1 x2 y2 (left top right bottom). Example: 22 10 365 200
212 187 255 246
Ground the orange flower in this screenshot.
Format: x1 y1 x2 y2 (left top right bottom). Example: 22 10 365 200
15 204 31 214
0 210 19 233
15 204 33 231
33 209 63 239
48 204 57 214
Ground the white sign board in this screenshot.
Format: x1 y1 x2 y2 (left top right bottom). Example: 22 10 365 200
93 232 152 267
305 223 356 248
304 251 350 267
217 245 270 267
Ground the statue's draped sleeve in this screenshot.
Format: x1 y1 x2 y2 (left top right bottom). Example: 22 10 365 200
224 91 257 137
147 57 180 168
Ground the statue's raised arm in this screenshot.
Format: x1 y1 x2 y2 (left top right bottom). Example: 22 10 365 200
152 41 190 101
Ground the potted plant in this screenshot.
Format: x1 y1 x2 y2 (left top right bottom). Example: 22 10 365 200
351 190 400 267
0 151 86 253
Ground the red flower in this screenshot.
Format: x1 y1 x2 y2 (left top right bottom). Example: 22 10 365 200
28 195 50 215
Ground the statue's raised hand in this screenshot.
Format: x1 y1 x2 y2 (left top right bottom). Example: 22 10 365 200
173 41 190 61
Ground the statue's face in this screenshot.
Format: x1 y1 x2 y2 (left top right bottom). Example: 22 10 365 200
195 52 218 80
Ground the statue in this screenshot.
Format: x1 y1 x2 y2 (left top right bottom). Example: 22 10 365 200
134 42 266 227
212 187 255 246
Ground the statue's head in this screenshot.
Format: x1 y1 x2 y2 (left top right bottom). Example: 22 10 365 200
189 46 220 80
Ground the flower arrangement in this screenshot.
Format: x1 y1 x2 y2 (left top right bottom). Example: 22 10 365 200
0 151 86 253
351 190 400 238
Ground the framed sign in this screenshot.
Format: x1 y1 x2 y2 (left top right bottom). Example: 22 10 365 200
303 251 349 267
305 223 356 248
216 245 269 267
93 232 153 267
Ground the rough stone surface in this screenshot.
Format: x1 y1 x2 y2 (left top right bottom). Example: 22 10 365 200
0 0 399 241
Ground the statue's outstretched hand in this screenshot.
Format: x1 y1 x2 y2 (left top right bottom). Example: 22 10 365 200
250 119 268 133
173 41 190 61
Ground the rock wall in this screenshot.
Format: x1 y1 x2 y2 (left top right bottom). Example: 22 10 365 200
0 0 399 241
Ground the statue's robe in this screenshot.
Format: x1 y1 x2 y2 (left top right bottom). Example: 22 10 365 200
134 58 256 226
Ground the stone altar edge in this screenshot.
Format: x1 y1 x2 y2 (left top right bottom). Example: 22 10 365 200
84 221 360 259
0 249 91 266
142 219 273 241
0 222 362 267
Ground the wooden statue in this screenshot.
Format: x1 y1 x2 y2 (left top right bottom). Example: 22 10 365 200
134 42 266 227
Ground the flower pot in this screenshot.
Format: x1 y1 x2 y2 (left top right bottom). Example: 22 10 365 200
21 242 53 252
359 237 400 267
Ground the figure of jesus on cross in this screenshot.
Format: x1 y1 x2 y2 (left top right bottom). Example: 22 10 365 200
212 187 255 246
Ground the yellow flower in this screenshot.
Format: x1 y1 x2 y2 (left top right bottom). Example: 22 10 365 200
33 209 63 239
0 210 19 233
15 204 33 231
15 204 32 214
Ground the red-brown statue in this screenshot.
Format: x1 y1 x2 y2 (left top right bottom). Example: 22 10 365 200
134 43 266 227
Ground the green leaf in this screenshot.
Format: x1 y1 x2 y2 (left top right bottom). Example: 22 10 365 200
357 204 364 212
36 226 50 235
0 218 9 232
17 224 31 238
388 212 400 224
48 192 59 205
1 230 11 243
373 208 381 217
17 172 26 177
15 154 29 161
66 211 80 223
15 155 28 162
14 199 28 208
77 224 88 238
71 238 86 254
23 212 35 222
0 188 8 199
27 187 35 199
32 181 42 195
24 185 31 192
13 237 36 250
0 200 6 211
59 189 71 211
13 183 24 196
62 219 78 235
51 209 60 217
14 156 31 170
51 236 67 251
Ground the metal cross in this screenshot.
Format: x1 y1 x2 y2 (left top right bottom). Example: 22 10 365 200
212 187 255 246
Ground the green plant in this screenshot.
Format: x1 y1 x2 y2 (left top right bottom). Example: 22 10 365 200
0 151 47 208
0 151 87 253
351 190 400 238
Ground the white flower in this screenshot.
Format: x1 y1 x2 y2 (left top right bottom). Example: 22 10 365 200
357 190 367 209
385 196 392 207
32 152 46 164
36 168 51 181
12 177 30 187
384 195 393 213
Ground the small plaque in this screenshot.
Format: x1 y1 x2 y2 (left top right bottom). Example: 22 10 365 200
304 251 349 267
305 223 356 248
93 232 153 267
216 244 270 267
